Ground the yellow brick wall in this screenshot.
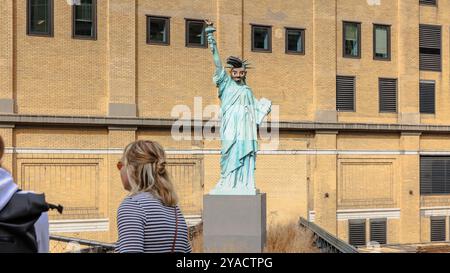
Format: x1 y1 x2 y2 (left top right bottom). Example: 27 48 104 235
4 0 450 248
420 1 450 125
337 0 400 124
15 0 108 115
5 127 450 246
242 0 314 122
0 1 13 101
136 0 216 118
4 0 450 124
0 127 13 171
108 0 136 109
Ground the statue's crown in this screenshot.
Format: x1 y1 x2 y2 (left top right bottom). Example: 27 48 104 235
226 56 252 69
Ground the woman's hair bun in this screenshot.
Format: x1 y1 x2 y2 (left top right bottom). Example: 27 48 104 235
156 159 166 175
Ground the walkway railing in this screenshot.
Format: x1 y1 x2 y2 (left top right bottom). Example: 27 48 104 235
50 235 116 253
299 217 358 253
49 222 203 253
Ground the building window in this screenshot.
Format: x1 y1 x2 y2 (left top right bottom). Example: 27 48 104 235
420 81 436 114
285 28 305 54
373 24 391 60
420 0 437 6
185 19 206 48
349 219 366 247
420 24 441 71
379 78 397 113
420 156 450 194
343 22 361 58
430 217 446 242
252 25 272 52
336 75 355 112
370 219 387 245
73 0 96 39
147 16 170 45
27 0 53 36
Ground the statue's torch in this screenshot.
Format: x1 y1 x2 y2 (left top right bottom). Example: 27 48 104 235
205 19 216 53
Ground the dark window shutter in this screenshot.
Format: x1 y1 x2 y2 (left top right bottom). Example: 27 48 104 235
336 76 355 111
420 24 441 71
431 217 446 242
349 219 366 247
370 219 387 245
420 81 435 114
379 78 397 113
420 0 437 6
420 156 450 194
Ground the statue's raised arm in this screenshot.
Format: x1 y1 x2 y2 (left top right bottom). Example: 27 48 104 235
205 19 222 75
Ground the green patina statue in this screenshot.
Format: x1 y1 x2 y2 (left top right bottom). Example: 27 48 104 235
205 19 272 196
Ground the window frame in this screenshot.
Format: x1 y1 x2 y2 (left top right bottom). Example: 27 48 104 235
251 24 272 53
343 21 361 59
185 19 207 48
373 24 391 61
146 15 170 46
72 0 97 40
285 27 305 55
27 0 54 37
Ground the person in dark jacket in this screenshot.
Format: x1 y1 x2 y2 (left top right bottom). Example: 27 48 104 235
0 136 52 253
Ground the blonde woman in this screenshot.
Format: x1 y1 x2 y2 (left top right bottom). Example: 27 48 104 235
116 140 192 253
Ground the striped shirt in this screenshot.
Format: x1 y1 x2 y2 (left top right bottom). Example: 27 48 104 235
116 192 192 253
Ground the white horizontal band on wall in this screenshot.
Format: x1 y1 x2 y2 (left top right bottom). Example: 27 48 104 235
420 207 450 217
49 219 109 233
185 215 203 227
308 211 315 222
336 208 401 221
308 209 401 222
48 216 202 233
4 147 445 155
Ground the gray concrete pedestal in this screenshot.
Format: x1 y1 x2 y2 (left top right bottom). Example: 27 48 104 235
203 193 266 253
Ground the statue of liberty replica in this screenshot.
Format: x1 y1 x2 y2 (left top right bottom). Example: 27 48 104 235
205 20 272 196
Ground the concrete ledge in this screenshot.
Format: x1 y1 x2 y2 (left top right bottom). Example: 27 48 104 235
399 112 420 125
0 99 14 114
49 219 109 233
3 114 450 133
315 110 337 123
108 103 136 117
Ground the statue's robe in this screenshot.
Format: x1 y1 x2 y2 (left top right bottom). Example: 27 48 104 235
210 68 270 195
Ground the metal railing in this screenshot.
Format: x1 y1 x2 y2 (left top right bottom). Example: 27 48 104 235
50 235 116 253
299 217 358 253
49 222 203 253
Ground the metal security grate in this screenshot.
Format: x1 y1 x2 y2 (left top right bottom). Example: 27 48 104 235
379 78 397 113
349 219 366 247
370 219 387 245
336 76 355 112
431 217 446 242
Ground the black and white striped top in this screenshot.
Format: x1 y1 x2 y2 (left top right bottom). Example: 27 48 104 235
116 192 192 253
